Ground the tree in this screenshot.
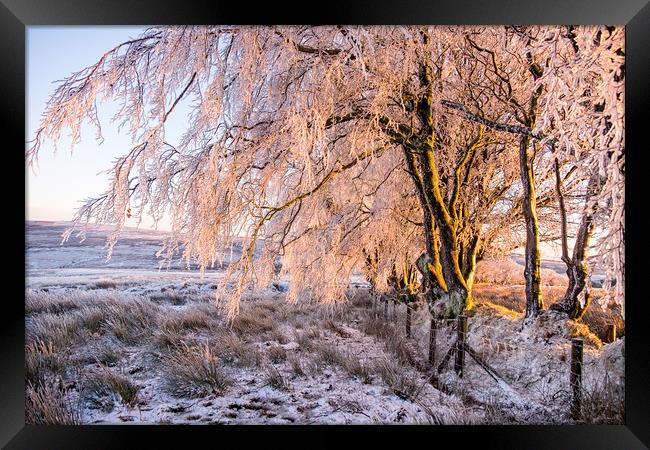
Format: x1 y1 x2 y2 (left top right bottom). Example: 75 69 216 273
28 26 624 320
439 26 624 321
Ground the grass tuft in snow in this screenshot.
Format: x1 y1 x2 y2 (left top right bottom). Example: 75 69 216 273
163 342 231 398
25 339 63 385
264 365 289 391
82 368 140 409
26 380 82 425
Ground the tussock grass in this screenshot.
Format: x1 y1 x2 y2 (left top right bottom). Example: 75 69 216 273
103 298 160 344
230 308 276 337
153 326 186 350
159 305 215 334
212 332 262 368
581 373 624 424
82 368 140 409
360 315 412 367
374 358 421 401
26 312 85 349
150 292 186 305
25 290 81 315
75 305 106 334
288 354 305 377
26 381 81 425
264 365 289 391
25 339 63 385
90 280 117 290
312 343 372 383
268 328 289 344
87 341 122 367
163 342 231 398
268 345 287 363
324 319 351 338
295 326 321 351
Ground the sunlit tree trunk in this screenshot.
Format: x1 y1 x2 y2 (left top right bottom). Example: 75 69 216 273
521 57 545 324
520 134 543 323
551 170 604 319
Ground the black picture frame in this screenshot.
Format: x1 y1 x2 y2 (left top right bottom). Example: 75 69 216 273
3 0 649 448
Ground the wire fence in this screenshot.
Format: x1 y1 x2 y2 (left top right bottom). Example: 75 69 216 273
366 293 593 421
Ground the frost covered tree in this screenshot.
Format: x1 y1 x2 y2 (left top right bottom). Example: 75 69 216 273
439 26 624 321
28 26 624 320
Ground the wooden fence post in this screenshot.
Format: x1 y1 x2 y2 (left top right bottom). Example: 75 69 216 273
455 315 467 377
605 324 616 343
571 338 584 420
428 317 437 366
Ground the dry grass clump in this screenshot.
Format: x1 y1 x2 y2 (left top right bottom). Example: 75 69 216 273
26 312 85 349
230 307 276 337
360 314 413 367
90 280 117 290
295 327 320 351
149 291 186 305
26 381 81 424
82 368 140 410
580 373 624 424
212 332 262 368
84 341 122 367
25 339 63 385
264 365 289 391
348 289 374 308
268 328 290 344
163 342 231 398
324 319 352 338
25 290 81 315
374 358 421 401
268 345 288 363
288 354 306 377
159 304 215 334
102 298 160 344
312 343 373 383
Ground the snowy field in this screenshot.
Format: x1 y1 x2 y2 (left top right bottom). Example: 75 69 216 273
25 221 624 425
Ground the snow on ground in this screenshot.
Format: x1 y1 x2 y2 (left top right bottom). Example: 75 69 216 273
25 221 624 425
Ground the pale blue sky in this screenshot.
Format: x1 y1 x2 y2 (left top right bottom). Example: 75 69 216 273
26 26 173 230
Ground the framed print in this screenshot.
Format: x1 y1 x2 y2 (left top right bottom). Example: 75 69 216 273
2 0 649 448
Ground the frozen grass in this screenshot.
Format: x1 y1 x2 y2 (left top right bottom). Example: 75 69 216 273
581 372 625 424
26 381 81 425
150 291 186 305
268 345 287 363
230 306 276 337
206 331 263 368
82 368 140 409
374 358 422 401
90 280 118 290
25 339 63 385
102 298 161 344
163 342 231 398
25 290 81 315
26 312 85 349
264 365 289 391
159 304 216 333
24 276 624 425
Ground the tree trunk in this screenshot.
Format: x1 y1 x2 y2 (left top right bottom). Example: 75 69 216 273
520 134 543 323
551 171 603 319
403 48 473 320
